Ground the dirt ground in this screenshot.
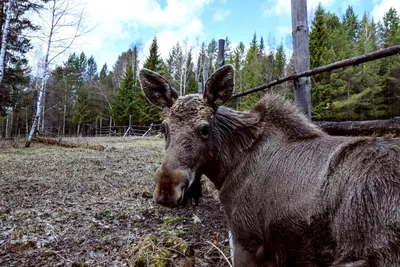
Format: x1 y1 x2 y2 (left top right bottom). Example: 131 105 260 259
0 137 230 267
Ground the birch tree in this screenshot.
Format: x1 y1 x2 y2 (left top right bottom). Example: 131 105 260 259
26 0 88 147
0 0 14 85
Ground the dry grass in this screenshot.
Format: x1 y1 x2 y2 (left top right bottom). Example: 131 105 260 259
0 137 230 266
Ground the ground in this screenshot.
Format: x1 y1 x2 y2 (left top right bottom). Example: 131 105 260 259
0 137 230 267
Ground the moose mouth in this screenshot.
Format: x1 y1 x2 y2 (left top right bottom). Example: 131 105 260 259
179 174 202 207
154 168 203 208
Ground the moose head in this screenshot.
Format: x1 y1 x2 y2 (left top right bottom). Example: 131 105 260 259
139 65 235 207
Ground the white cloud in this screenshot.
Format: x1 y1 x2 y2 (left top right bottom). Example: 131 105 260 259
277 26 292 35
29 0 213 71
213 9 231 21
371 0 400 22
141 18 205 65
262 0 336 17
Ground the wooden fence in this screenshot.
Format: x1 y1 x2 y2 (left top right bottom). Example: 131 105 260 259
95 124 162 137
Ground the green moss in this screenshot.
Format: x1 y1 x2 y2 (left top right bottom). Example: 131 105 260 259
133 234 194 266
71 262 89 267
162 215 181 226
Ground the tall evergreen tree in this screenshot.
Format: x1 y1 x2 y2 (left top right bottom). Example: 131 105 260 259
0 0 42 116
141 37 163 124
240 33 263 110
207 38 218 74
110 63 135 126
143 36 163 72
342 6 360 44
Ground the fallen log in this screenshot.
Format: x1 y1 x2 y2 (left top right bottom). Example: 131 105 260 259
32 136 105 151
315 118 400 137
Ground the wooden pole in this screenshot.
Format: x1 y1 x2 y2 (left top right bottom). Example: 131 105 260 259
219 37 234 264
0 117 3 138
218 39 225 68
99 117 103 137
231 45 400 100
203 70 208 86
198 82 203 95
95 117 98 137
291 0 311 119
109 116 112 136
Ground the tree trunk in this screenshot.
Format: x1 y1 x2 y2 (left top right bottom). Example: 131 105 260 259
0 0 14 85
41 89 46 133
26 13 53 147
291 0 311 119
109 116 112 136
63 103 66 136
25 109 29 137
316 118 400 137
5 112 9 139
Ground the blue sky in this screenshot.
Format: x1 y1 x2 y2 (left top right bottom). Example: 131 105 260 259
36 0 399 70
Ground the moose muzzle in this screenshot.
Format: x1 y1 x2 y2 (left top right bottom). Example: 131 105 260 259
153 165 189 208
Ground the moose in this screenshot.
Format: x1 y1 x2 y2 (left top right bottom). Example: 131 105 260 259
139 65 400 266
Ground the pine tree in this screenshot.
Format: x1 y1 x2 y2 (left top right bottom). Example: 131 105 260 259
310 4 328 69
378 8 400 118
342 6 360 45
87 56 98 82
0 0 42 116
143 36 163 72
240 33 263 110
110 63 135 126
185 50 197 94
72 86 90 135
195 42 207 92
141 37 163 124
207 38 218 74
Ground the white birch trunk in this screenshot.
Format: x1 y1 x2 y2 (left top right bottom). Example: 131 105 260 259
0 0 14 84
26 2 54 146
41 90 45 132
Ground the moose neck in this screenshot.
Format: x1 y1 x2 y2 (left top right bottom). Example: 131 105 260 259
203 106 264 189
202 94 325 190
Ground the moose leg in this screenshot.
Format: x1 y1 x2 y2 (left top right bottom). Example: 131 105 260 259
232 241 267 267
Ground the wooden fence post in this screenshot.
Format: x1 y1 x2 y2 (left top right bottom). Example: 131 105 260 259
109 116 112 136
99 117 103 137
198 82 203 95
291 0 311 119
218 39 225 68
219 37 234 265
203 70 208 86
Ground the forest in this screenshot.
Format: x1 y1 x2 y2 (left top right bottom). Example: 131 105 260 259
0 1 399 138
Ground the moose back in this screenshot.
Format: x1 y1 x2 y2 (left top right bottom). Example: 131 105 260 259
139 65 400 267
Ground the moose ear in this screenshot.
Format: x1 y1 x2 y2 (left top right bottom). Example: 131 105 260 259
204 64 235 107
139 68 178 108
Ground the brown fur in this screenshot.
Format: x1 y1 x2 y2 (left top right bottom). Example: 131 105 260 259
139 65 400 266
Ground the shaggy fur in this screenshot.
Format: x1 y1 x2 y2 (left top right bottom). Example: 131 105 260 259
139 65 400 267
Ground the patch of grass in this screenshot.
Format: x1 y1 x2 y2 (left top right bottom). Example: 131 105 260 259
162 215 181 226
129 233 194 267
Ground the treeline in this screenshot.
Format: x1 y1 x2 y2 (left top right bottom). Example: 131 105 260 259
310 5 400 121
1 5 400 137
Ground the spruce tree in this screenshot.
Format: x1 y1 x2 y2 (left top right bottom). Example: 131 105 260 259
110 63 135 126
143 36 163 72
240 33 263 110
141 37 163 124
0 0 42 115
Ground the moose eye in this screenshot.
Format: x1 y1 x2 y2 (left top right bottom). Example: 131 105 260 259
198 123 210 139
